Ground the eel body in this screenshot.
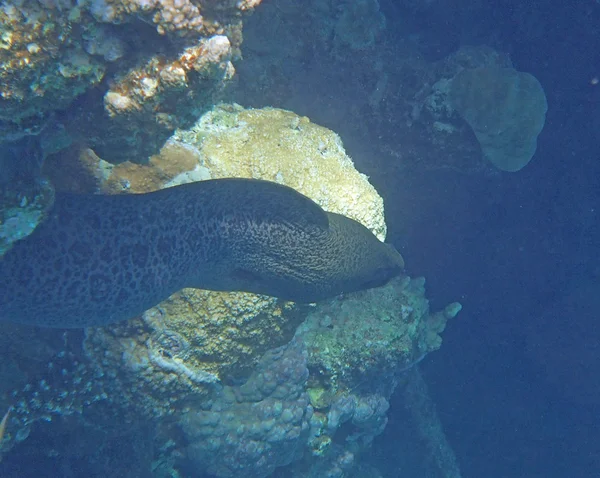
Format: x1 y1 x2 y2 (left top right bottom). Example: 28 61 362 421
0 178 404 328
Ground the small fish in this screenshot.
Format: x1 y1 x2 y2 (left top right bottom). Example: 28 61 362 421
0 408 10 444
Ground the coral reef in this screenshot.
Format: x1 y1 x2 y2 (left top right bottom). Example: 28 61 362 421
173 104 388 240
1 269 460 477
86 0 261 38
0 270 460 474
181 339 312 478
87 34 236 162
0 2 105 143
290 276 460 476
79 274 459 477
82 291 307 419
0 0 262 178
0 102 462 475
298 276 460 397
78 102 392 410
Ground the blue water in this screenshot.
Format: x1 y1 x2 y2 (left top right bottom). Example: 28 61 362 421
258 0 599 475
372 1 600 477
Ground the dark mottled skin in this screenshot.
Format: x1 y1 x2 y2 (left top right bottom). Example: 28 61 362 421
0 178 404 328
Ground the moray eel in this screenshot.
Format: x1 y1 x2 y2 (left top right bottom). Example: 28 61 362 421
0 178 404 328
0 408 9 444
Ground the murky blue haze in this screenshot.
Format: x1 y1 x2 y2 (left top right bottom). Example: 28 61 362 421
266 1 600 476
371 1 600 477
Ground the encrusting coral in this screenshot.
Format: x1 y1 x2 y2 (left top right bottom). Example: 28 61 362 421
0 0 262 164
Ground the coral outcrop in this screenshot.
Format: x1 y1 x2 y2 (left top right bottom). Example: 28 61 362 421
447 66 548 172
299 276 460 398
86 0 261 38
292 276 460 476
89 34 236 162
0 0 262 169
0 2 105 143
182 339 312 478
172 104 388 239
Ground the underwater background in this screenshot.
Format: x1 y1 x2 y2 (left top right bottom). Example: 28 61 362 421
0 0 598 477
